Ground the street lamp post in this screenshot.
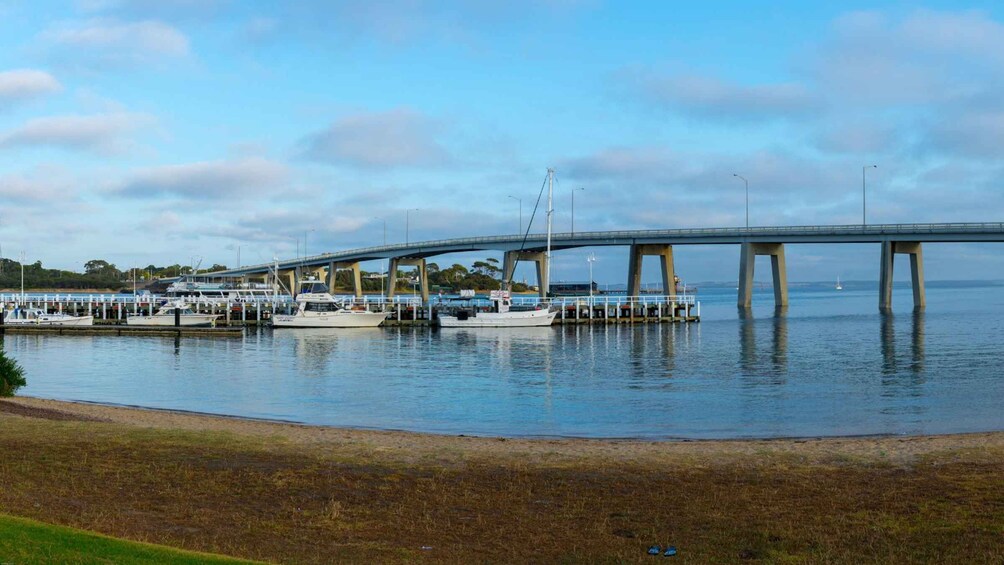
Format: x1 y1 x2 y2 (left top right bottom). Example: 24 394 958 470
508 195 522 235
572 187 584 236
586 253 596 298
405 208 419 245
733 174 749 229
863 165 877 226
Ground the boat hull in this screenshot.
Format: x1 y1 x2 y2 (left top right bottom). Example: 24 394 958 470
126 315 219 327
438 309 556 328
4 315 94 327
272 311 386 328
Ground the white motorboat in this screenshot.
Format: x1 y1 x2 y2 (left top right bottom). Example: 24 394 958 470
272 280 386 328
438 290 556 328
2 307 94 326
126 300 220 327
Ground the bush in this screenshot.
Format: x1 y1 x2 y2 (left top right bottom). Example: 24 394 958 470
0 349 26 397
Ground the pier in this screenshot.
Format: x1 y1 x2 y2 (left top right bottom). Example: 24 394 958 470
0 293 699 328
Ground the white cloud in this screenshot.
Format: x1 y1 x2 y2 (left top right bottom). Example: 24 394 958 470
625 71 816 121
115 157 288 199
0 112 154 153
40 18 190 68
0 69 62 106
301 108 451 169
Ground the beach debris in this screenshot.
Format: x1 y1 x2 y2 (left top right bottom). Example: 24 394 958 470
647 545 661 555
420 546 433 551
664 546 678 557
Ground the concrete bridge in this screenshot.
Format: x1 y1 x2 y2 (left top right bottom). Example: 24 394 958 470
215 222 1004 311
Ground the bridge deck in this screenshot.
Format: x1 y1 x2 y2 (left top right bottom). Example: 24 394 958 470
215 222 1004 276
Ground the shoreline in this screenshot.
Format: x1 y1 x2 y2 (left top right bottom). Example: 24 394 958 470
7 395 1004 465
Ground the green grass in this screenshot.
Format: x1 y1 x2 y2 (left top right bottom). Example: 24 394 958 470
0 514 260 564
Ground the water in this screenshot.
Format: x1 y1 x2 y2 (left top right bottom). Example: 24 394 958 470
5 284 1004 439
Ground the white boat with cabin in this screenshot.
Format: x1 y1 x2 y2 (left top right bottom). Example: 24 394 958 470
126 300 220 327
2 306 94 326
438 290 557 328
272 280 386 328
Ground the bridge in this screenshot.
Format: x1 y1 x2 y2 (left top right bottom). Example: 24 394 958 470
213 222 1004 311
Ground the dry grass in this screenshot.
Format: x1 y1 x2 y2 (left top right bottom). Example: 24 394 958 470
0 403 1003 564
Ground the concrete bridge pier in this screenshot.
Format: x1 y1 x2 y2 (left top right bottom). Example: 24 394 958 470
325 261 363 298
879 241 925 311
503 251 549 298
738 242 788 309
627 244 675 296
281 270 297 295
387 257 429 302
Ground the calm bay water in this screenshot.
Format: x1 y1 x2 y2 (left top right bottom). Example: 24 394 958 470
6 283 1004 439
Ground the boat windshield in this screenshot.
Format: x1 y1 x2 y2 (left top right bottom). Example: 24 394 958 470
300 281 330 294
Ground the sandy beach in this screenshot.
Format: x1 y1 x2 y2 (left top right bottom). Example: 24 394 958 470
5 395 1003 466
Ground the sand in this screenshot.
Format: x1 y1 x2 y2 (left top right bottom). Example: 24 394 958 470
4 395 1001 467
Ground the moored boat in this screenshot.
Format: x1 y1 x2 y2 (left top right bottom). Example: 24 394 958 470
126 300 219 327
2 306 94 326
272 280 386 328
438 290 556 328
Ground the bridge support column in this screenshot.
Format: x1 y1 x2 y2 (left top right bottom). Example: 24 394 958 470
738 242 788 309
627 244 675 296
281 270 298 295
503 251 549 298
386 257 429 302
326 261 364 298
879 241 925 311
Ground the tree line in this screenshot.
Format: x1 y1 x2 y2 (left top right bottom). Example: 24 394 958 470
1 256 529 292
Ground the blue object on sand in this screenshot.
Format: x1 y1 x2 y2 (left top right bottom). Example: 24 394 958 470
664 546 678 557
647 545 661 555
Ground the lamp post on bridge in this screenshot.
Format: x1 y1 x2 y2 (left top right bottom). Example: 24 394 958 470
863 165 877 226
374 217 386 295
405 208 419 245
733 173 749 229
304 228 315 260
572 187 584 236
508 195 522 235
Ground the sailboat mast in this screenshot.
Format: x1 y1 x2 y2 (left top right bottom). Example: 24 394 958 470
546 167 554 297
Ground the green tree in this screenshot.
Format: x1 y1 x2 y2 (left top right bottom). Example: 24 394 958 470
0 348 26 397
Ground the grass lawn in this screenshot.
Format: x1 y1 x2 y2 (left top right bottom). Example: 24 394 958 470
0 513 258 564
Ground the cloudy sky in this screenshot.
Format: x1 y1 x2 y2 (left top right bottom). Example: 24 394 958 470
2 1 1004 283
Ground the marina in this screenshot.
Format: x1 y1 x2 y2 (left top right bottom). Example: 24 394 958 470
0 292 700 327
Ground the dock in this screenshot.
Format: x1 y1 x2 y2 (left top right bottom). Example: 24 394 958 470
0 325 244 337
0 293 700 330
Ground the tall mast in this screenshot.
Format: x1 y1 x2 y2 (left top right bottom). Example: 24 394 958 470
546 167 554 297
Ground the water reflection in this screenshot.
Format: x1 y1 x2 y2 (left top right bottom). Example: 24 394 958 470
880 311 926 377
738 307 788 379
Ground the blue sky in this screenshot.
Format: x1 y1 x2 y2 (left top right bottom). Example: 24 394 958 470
2 1 1004 284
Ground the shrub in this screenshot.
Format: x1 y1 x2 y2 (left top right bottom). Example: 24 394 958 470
0 349 26 397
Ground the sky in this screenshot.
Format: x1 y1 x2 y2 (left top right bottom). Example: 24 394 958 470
2 0 1004 284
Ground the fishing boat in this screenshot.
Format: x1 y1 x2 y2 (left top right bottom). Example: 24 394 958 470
272 279 386 328
438 168 559 328
438 290 556 327
2 306 94 326
126 300 220 326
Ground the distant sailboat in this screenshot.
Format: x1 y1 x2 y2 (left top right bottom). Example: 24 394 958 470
836 276 843 291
